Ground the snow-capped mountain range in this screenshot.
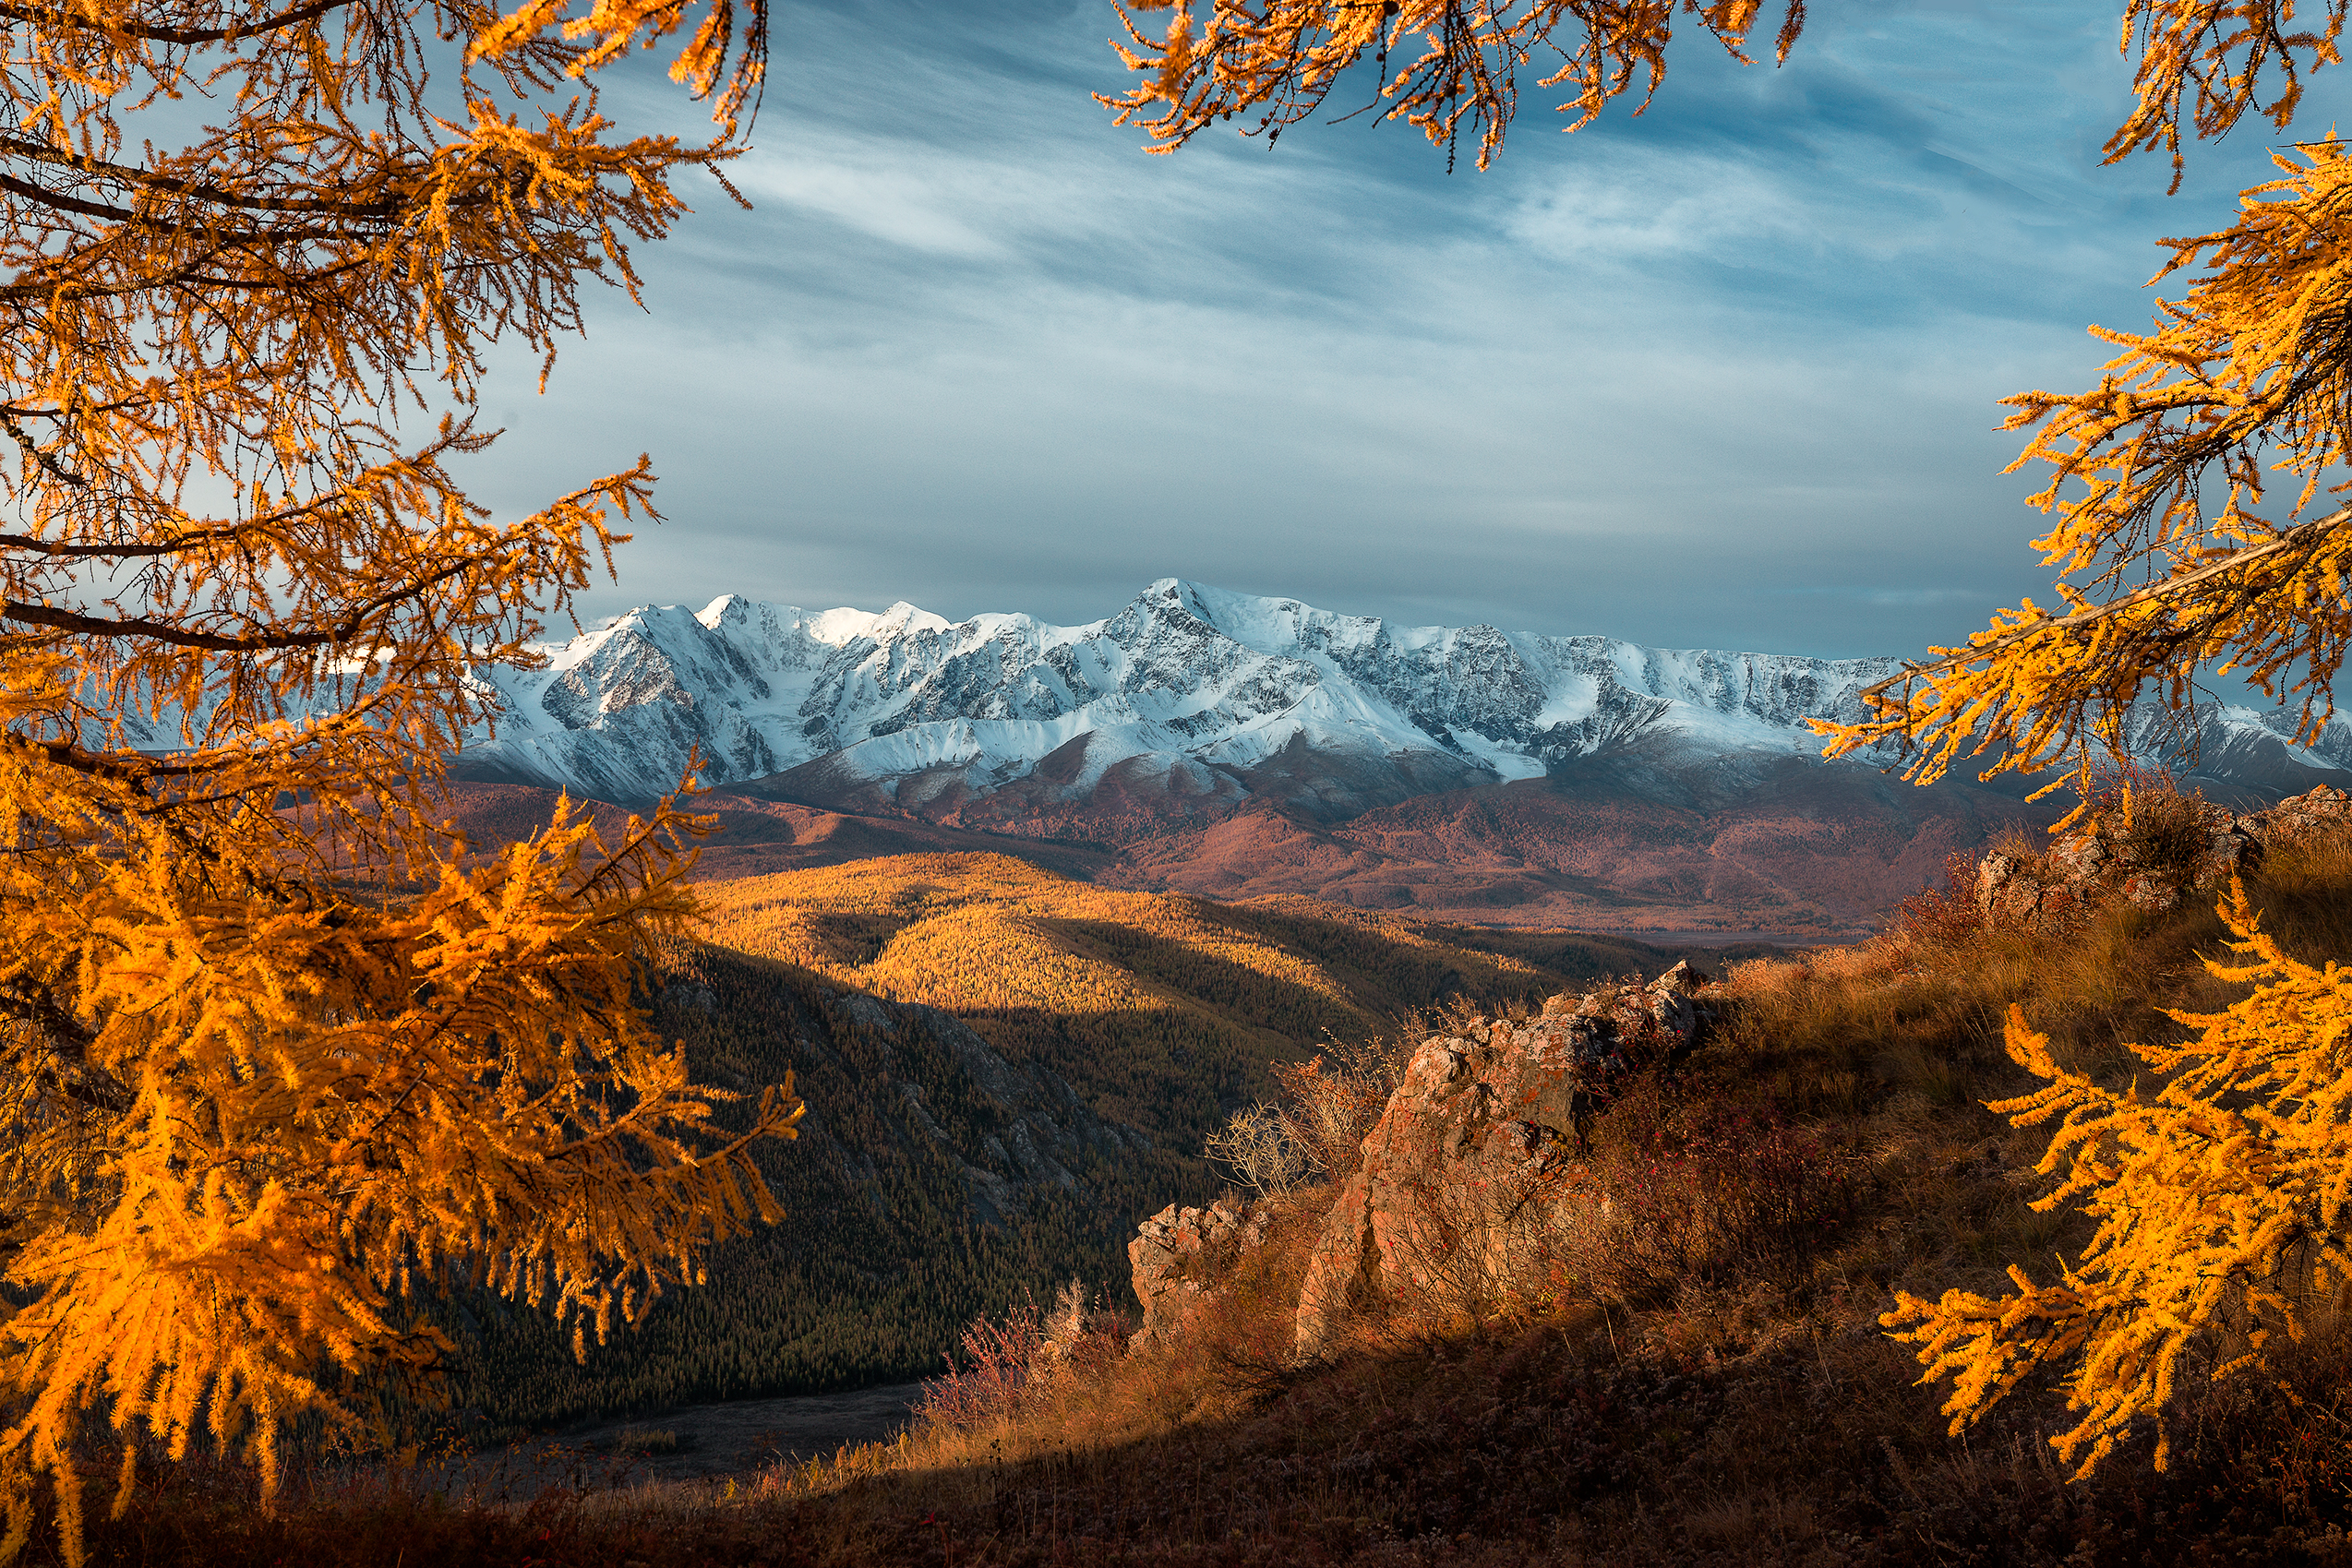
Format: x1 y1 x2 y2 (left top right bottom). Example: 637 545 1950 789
452 578 2352 811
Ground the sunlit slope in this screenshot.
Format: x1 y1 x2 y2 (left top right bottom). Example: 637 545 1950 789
696 852 1611 1143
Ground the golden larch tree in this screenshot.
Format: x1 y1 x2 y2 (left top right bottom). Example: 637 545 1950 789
1885 885 2352 1478
0 1 801 1559
1101 0 2352 1477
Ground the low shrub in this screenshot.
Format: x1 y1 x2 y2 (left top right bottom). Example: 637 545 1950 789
608 1426 685 1455
1266 1028 1411 1180
2105 768 2214 882
1887 849 1986 953
1566 1078 1857 1307
910 1294 1045 1432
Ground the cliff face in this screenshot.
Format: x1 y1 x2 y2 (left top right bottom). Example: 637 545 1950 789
1126 963 1719 1359
1127 1197 1268 1346
1290 964 1715 1359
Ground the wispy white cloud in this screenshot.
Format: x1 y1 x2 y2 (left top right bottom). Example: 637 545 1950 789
468 0 2342 660
1505 147 1818 264
739 155 1012 257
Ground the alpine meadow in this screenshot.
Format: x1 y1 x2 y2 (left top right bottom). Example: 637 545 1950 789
18 0 2352 1566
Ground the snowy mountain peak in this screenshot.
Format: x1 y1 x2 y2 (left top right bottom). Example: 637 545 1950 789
451 581 2352 810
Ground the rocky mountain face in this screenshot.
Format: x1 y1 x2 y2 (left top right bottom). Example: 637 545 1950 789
457 578 2352 816
441 580 2352 934
1291 964 1716 1359
456 580 1920 810
1117 959 1727 1361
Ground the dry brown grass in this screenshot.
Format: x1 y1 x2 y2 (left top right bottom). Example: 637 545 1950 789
1718 811 2352 1107
628 820 2352 1563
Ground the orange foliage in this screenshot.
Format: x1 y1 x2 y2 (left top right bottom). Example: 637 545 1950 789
0 3 796 1561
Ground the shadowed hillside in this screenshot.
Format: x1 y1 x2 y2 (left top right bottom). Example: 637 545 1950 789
88 795 2352 1567
419 856 1717 1439
691 854 1713 1149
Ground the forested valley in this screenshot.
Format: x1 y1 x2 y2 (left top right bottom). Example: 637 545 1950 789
426 854 1738 1435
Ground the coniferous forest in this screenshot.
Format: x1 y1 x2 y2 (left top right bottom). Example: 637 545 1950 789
24 0 2352 1562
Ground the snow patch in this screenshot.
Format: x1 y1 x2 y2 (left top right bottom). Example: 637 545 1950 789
456 581 2287 808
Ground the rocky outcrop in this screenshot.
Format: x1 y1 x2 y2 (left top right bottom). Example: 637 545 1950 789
1290 964 1716 1359
1976 784 2352 925
1110 785 2352 1368
1127 1196 1268 1345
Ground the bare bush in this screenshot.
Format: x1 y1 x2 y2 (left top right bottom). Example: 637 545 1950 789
1368 1076 1857 1333
1204 1104 1312 1197
1372 1147 1585 1336
1886 849 1986 954
914 1296 1045 1431
1567 1079 1856 1306
1269 1029 1413 1179
2106 769 2214 882
1034 1277 1134 1382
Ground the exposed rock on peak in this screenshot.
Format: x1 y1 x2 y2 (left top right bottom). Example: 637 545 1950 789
1127 1196 1269 1345
1113 967 1724 1364
453 582 2352 835
451 580 1931 812
1975 784 2352 926
1290 975 1723 1359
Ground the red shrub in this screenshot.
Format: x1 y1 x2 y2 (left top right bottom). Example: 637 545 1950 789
912 1296 1045 1430
1567 1078 1856 1306
1888 850 1984 952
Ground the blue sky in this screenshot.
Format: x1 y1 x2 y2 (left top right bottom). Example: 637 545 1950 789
467 0 2343 659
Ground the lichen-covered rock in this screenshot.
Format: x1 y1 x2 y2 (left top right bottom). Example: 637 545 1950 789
1974 784 2352 927
1126 1195 1266 1344
1291 965 1715 1360
2244 783 2352 844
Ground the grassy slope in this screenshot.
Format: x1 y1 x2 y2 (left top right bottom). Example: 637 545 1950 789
330 820 2352 1567
90 823 2352 1564
418 855 1711 1439
693 854 1713 1149
666 820 2352 1566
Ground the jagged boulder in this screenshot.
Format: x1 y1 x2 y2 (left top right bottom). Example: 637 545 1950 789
1127 1195 1268 1344
1976 784 2352 925
2249 784 2352 844
1292 965 1716 1359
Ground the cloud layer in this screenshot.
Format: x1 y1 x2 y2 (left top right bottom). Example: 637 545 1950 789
463 0 2336 659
